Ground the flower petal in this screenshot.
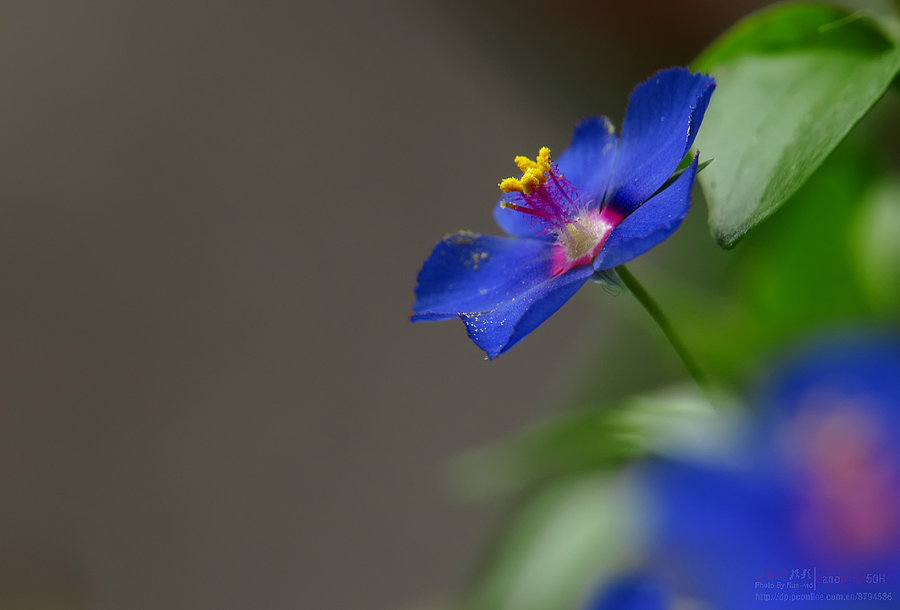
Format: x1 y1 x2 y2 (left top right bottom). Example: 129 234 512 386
461 266 592 358
760 332 900 429
594 154 698 271
646 459 793 608
411 232 593 358
605 68 714 216
413 231 560 320
586 574 668 610
493 116 618 238
556 116 618 201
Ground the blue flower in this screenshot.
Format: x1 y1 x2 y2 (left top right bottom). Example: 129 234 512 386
412 68 715 358
601 333 900 609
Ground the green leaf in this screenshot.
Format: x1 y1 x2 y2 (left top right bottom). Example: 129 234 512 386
463 474 642 610
447 386 721 500
692 3 900 247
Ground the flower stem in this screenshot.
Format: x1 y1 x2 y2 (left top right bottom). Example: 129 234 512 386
615 265 711 395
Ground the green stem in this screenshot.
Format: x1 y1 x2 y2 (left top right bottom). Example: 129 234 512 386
615 265 711 395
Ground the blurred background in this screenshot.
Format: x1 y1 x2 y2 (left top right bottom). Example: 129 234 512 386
0 1 786 608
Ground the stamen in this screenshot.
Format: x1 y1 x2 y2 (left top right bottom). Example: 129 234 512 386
549 171 575 207
499 201 552 220
530 186 557 216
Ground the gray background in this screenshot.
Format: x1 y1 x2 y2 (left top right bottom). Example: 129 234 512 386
0 1 767 608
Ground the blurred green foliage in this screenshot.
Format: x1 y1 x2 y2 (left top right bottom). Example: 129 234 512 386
461 473 643 610
851 173 900 309
448 386 721 500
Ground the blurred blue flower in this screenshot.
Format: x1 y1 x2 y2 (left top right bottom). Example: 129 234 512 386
593 333 900 609
411 68 715 358
586 573 667 610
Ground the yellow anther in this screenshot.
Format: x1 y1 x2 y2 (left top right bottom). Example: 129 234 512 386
514 156 535 173
521 173 540 191
498 177 523 192
499 147 553 195
535 147 551 170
